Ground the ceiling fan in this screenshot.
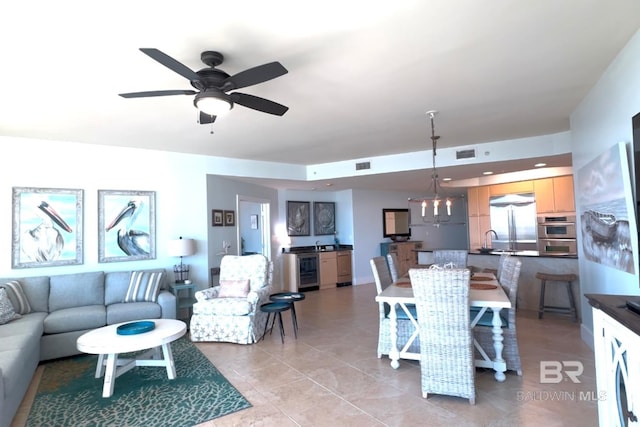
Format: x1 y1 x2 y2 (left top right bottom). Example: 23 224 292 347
119 48 289 125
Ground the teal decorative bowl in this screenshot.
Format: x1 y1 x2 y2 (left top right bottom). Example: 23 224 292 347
116 321 155 335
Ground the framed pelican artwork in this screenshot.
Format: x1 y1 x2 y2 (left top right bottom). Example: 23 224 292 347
98 190 156 263
12 187 84 268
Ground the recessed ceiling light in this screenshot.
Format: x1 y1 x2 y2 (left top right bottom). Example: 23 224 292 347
534 162 547 167
325 183 334 187
442 177 452 182
482 171 493 176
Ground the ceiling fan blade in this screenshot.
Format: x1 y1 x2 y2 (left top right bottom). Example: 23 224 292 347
222 62 288 91
119 90 197 98
139 48 201 82
231 93 289 116
199 111 217 125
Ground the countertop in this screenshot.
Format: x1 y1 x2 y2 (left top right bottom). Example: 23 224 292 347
284 245 353 254
586 294 640 336
417 249 578 259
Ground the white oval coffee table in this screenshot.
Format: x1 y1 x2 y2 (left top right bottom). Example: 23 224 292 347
77 318 186 397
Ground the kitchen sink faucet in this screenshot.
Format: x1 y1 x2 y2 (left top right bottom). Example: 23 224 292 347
484 229 498 248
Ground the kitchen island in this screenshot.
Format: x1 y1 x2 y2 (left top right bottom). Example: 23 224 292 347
417 250 580 318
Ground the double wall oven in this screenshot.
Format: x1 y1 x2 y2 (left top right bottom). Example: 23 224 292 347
537 214 577 256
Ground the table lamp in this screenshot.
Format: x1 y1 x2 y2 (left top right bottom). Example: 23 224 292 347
168 236 196 283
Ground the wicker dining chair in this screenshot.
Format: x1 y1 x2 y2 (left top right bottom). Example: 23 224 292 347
473 256 523 375
410 267 475 404
483 251 511 280
370 257 418 358
386 252 400 282
432 249 468 268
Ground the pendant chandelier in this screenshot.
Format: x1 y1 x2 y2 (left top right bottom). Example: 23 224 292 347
408 110 464 227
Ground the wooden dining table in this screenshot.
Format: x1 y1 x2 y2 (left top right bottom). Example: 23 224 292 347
375 271 511 382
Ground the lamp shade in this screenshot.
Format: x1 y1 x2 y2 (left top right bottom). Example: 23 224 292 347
168 237 196 257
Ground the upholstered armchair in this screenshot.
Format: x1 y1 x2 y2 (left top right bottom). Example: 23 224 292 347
190 254 273 344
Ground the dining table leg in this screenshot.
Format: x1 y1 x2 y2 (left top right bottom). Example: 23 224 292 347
388 303 400 369
491 307 507 382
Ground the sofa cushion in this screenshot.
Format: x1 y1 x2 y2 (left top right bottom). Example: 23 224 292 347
107 302 162 324
0 289 20 325
105 269 169 305
44 305 106 334
49 272 104 312
218 279 250 298
124 271 164 303
2 280 32 314
0 276 49 313
192 298 253 316
0 312 46 339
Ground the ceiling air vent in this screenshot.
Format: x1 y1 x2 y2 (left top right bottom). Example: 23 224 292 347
355 161 371 170
456 149 476 160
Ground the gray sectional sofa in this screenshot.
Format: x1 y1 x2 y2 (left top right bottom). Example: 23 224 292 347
0 268 177 427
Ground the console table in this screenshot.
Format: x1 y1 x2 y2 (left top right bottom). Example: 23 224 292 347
586 294 640 426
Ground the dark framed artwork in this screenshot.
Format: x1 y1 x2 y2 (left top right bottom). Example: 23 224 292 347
287 201 310 236
98 190 156 263
314 201 336 235
12 187 84 268
250 214 259 230
212 209 223 226
224 210 235 226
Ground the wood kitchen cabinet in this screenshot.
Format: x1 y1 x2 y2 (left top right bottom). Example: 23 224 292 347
489 180 534 196
468 215 492 250
467 186 491 250
534 175 575 213
467 185 490 217
380 241 422 277
319 251 338 289
336 250 352 286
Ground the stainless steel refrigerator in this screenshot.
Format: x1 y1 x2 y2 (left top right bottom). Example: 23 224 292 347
489 193 538 251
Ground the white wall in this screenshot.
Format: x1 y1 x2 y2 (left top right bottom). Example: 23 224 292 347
570 29 640 345
0 136 296 291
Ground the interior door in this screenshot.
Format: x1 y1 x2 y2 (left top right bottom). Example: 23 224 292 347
237 195 271 259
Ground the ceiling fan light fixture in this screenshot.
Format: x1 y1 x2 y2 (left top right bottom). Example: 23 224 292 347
194 90 233 116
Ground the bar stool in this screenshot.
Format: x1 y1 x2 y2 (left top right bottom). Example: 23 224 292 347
536 272 578 321
260 302 292 343
269 292 306 338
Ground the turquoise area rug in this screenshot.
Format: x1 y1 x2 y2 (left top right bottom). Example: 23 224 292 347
27 337 251 427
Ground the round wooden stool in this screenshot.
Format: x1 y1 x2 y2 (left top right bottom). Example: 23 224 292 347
536 272 578 321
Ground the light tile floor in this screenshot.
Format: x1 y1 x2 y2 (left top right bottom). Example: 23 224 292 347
13 283 598 426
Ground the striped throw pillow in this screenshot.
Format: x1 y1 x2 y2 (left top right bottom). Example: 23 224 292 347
124 271 164 303
2 280 31 314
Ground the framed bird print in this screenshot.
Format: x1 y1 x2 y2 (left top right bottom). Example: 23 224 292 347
98 190 156 263
12 187 84 268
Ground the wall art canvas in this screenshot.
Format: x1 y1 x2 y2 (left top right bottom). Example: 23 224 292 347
577 142 638 274
287 201 310 236
99 190 156 263
314 201 336 235
12 187 84 268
